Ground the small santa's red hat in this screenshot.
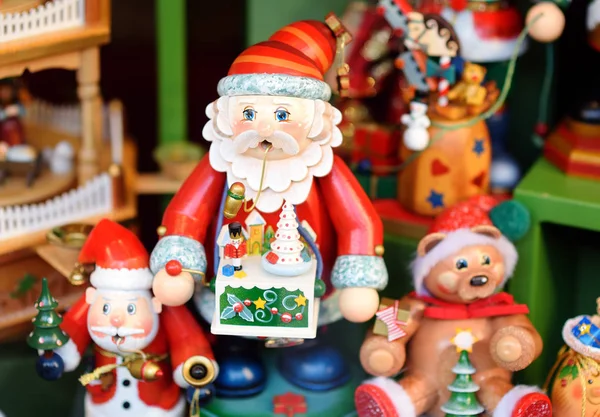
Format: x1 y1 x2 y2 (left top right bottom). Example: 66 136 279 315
217 15 350 101
78 219 153 291
411 196 530 295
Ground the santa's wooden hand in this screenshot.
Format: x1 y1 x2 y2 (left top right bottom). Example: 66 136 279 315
338 287 380 323
359 330 406 377
490 325 536 371
152 260 195 307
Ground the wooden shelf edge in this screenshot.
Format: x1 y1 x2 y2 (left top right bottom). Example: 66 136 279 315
36 244 80 279
135 173 183 195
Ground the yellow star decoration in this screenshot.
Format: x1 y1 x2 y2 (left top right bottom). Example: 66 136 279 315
294 294 307 307
450 328 479 353
253 297 266 310
579 323 591 336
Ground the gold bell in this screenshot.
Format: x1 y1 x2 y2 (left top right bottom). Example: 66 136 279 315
182 356 216 387
68 263 87 286
223 182 245 219
126 359 163 382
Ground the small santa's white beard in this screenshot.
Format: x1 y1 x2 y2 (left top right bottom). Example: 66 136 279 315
209 135 335 213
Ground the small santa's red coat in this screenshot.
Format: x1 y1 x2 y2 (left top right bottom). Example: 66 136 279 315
160 154 384 298
224 241 247 259
58 296 214 417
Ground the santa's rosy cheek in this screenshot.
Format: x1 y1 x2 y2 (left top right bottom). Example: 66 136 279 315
131 317 154 338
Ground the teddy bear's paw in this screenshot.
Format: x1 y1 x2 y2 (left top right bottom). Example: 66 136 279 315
360 334 406 377
490 326 535 371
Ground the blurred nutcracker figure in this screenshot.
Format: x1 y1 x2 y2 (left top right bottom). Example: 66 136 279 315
46 219 217 417
149 13 388 401
0 78 25 147
417 0 528 191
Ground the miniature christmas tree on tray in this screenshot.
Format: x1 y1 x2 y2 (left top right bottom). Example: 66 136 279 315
262 201 312 276
441 329 485 416
27 277 70 381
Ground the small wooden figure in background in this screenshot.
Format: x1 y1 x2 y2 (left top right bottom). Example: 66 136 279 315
546 298 600 417
40 219 218 417
224 222 247 278
447 62 488 107
355 198 552 417
0 78 25 147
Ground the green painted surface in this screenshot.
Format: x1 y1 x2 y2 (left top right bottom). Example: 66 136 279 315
511 158 600 385
156 0 187 144
381 234 418 298
246 0 352 46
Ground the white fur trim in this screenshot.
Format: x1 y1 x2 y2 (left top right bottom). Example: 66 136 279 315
362 377 416 417
90 266 153 291
53 338 81 372
440 8 527 63
411 228 518 295
217 73 331 101
493 385 542 417
562 315 600 361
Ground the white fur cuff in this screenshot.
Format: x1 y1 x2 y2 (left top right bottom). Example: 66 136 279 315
493 385 542 417
363 377 416 417
53 339 81 372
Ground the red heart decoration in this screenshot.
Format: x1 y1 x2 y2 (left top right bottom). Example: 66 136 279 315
431 159 450 176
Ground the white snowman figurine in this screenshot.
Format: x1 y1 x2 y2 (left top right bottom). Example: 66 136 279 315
401 99 431 151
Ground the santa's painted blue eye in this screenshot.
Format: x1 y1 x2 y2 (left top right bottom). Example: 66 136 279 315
242 108 256 121
274 109 290 121
456 259 468 270
102 304 110 315
127 303 136 315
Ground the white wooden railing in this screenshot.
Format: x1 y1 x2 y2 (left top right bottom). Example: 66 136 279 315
0 173 112 240
0 0 85 44
24 99 110 139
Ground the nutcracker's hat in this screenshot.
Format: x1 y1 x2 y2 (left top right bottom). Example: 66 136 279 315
228 222 243 239
411 196 531 295
78 219 153 291
218 14 351 101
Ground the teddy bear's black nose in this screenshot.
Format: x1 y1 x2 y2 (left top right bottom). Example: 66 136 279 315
470 276 489 286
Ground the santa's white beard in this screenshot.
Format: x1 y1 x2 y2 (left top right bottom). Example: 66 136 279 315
88 315 159 354
209 131 335 213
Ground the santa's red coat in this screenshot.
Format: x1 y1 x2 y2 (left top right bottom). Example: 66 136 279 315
161 154 384 296
60 296 214 411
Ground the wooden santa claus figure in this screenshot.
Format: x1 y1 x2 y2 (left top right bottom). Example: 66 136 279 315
148 13 388 397
52 219 218 417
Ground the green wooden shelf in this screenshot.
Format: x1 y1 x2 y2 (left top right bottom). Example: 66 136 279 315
511 158 600 386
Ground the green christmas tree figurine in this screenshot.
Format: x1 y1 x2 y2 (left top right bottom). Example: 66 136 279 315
27 277 69 351
441 329 485 416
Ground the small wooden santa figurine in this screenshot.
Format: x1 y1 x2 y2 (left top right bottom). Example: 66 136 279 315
224 222 247 276
48 219 218 417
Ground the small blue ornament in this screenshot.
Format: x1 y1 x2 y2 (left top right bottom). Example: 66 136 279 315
222 264 234 277
572 316 600 348
36 352 64 381
356 159 372 175
300 248 311 262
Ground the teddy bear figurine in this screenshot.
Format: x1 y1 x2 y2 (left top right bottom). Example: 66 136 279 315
355 196 552 417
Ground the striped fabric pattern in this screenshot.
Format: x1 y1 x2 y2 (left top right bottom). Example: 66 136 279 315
376 301 407 342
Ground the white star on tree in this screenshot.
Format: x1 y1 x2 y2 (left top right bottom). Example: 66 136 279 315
451 329 479 353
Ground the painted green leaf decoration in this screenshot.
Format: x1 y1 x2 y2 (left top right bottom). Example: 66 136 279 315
227 293 242 306
239 306 254 322
572 366 579 379
221 306 236 320
559 366 572 379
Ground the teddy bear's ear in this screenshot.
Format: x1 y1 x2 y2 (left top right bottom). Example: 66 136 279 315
417 232 446 256
471 225 501 239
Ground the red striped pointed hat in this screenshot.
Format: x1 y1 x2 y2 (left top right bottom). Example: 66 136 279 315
217 15 350 101
78 219 153 291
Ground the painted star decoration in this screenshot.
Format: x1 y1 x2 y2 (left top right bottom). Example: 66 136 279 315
472 139 485 157
451 329 479 353
295 294 307 307
426 189 444 209
254 297 267 310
